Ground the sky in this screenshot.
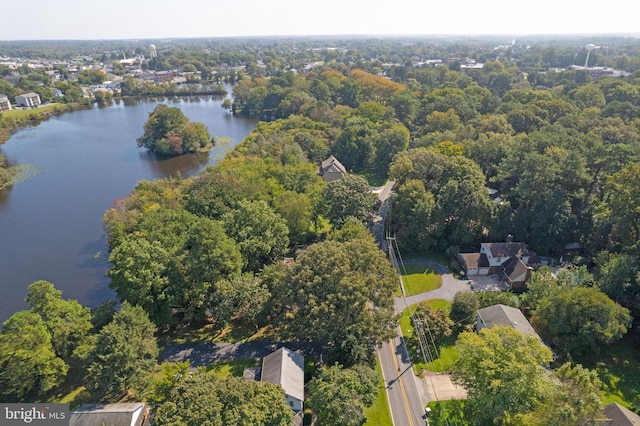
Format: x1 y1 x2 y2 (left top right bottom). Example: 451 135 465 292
2 0 639 41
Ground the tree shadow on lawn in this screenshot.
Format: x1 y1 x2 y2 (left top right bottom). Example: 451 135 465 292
574 334 640 408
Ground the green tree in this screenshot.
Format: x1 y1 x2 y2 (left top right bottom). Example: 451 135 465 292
333 116 376 171
598 163 640 251
595 252 640 322
274 190 313 246
372 123 410 177
452 326 554 424
149 361 190 405
273 238 397 366
0 311 68 401
77 69 106 85
26 280 92 362
413 303 453 351
307 364 378 426
534 286 631 356
154 373 292 426
222 200 289 272
137 104 211 155
449 291 479 330
523 363 605 426
322 174 376 227
209 274 270 329
88 302 159 399
108 237 175 326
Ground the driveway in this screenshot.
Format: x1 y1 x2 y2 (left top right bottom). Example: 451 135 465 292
395 259 470 312
419 373 467 402
394 259 507 312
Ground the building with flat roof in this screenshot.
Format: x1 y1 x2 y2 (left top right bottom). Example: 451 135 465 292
0 95 10 111
15 92 41 107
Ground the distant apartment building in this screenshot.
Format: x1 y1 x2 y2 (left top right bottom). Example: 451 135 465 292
15 92 41 107
0 95 11 111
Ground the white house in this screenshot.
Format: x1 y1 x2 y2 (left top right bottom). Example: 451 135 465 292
69 403 147 426
458 237 539 289
15 92 41 107
0 95 11 111
261 347 305 414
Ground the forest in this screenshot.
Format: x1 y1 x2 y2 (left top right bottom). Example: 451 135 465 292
1 35 640 424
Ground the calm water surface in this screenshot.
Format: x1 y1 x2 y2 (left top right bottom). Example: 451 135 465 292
0 95 257 322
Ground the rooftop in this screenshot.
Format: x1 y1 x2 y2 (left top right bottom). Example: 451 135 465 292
261 347 305 402
477 304 540 339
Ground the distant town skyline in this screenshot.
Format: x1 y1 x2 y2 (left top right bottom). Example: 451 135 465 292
2 0 639 41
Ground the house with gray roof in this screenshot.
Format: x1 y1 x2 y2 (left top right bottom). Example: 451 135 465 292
69 403 148 426
261 347 305 414
477 304 541 341
604 402 640 425
458 236 540 289
318 155 346 183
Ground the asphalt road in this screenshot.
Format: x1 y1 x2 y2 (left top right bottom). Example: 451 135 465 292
378 330 427 426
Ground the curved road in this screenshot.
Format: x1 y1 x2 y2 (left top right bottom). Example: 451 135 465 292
395 259 471 312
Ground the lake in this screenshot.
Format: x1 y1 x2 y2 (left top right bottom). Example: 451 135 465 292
0 94 257 322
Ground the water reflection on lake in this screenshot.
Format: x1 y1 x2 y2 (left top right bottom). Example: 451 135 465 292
0 95 257 322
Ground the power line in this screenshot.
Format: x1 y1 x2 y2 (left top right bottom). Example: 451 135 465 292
387 232 453 426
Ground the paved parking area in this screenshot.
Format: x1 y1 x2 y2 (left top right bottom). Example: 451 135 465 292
420 373 467 402
466 274 509 292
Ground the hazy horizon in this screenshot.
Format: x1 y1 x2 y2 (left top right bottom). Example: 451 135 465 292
2 0 639 42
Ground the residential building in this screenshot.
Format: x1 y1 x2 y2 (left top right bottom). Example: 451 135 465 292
15 92 41 107
0 95 11 111
318 155 347 183
458 237 539 289
261 347 305 414
604 402 640 425
69 403 148 426
476 304 541 341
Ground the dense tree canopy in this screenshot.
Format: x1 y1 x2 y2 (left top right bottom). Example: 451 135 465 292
87 302 158 399
534 286 631 356
453 326 554 424
0 311 68 402
272 236 397 366
137 104 212 155
154 373 293 426
307 363 378 426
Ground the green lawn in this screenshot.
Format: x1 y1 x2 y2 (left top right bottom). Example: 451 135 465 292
574 335 640 408
3 103 62 119
396 264 442 297
202 358 257 379
360 172 388 187
426 346 459 373
363 358 393 426
400 300 459 375
160 320 278 345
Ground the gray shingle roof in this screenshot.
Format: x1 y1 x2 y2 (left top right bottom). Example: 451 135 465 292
477 304 540 339
69 403 146 426
320 155 347 175
604 402 640 425
484 242 532 259
261 347 305 402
